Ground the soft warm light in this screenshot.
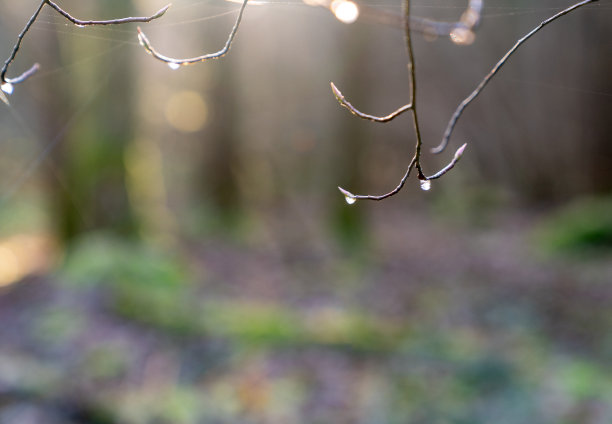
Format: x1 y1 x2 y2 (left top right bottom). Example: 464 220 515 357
450 27 475 45
330 0 359 24
164 91 208 133
0 246 20 287
302 0 328 6
0 235 56 287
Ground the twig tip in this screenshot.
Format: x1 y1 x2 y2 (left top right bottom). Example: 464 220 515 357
330 82 343 100
338 186 357 204
454 143 467 161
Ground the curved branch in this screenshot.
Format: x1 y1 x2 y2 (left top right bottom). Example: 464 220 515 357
1 1 171 86
330 82 412 123
426 143 467 180
339 157 417 202
137 0 248 68
431 0 598 154
409 0 483 37
46 1 171 26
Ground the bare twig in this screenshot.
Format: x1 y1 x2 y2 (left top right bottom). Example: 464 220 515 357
338 0 440 203
328 0 483 123
409 0 483 38
431 0 598 154
426 143 466 180
330 82 412 123
137 0 248 68
339 158 416 202
1 1 171 88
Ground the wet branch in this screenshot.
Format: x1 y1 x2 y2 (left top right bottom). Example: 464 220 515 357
330 82 412 123
136 0 249 68
335 0 597 203
432 0 599 154
336 0 472 203
1 1 171 88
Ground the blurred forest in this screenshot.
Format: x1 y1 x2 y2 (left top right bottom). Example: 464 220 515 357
0 0 611 423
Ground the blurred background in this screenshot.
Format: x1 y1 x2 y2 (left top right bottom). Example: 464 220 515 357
0 0 611 422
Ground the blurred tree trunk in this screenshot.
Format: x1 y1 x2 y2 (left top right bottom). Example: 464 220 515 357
40 1 138 243
330 26 370 249
582 12 612 194
198 56 243 227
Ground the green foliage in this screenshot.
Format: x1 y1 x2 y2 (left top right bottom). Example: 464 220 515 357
61 232 187 288
535 196 612 255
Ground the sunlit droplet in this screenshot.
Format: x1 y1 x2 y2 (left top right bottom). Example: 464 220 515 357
420 179 431 191
168 62 181 70
345 195 357 205
75 24 86 28
450 27 475 46
1 82 14 95
331 0 359 24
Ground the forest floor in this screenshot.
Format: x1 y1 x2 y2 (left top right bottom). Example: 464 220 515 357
1 205 611 424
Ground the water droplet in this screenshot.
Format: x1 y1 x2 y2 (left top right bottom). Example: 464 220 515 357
75 24 86 28
420 179 431 191
1 82 14 95
449 27 475 46
345 195 357 205
330 0 360 24
168 62 181 70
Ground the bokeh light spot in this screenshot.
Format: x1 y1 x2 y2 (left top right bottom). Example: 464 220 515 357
331 0 359 24
164 91 208 133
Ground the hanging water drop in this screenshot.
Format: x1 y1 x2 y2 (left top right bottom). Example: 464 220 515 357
75 24 86 28
168 62 181 70
338 187 357 205
420 179 431 191
1 82 14 95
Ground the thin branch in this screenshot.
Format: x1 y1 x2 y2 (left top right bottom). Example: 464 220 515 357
1 0 46 84
431 0 598 154
409 0 483 37
337 0 429 202
328 0 482 123
1 1 171 86
339 157 416 202
330 82 412 123
137 0 248 68
403 0 425 181
426 143 466 180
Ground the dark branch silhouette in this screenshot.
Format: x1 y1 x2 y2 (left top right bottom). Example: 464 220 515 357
432 0 599 154
1 1 171 94
136 0 248 69
335 0 598 203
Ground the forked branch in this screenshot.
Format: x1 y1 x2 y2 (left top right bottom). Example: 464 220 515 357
337 0 469 203
1 1 171 91
330 82 412 123
137 0 249 68
336 0 598 203
432 0 599 154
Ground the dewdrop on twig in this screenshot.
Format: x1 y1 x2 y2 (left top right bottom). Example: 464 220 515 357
419 179 431 191
167 62 181 70
1 82 14 95
338 187 357 205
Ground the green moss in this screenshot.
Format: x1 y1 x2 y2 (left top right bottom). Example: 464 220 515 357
535 196 612 255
